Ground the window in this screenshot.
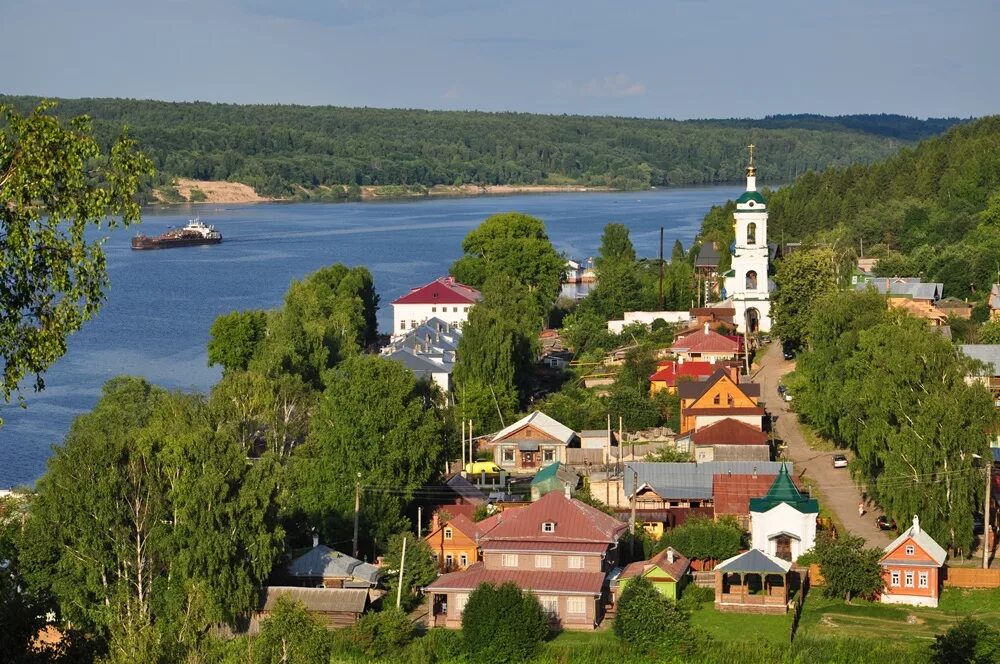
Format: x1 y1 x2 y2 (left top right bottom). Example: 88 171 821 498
905 545 915 556
454 593 469 615
566 597 587 615
460 554 468 567
727 394 735 406
891 571 900 587
502 447 515 463
568 556 585 570
453 307 459 312
713 394 721 405
501 554 518 567
464 306 469 312
399 321 406 330
543 448 555 462
444 528 453 540
535 555 552 569
905 571 914 588
542 522 555 533
919 572 928 588
431 306 436 312
746 270 758 290
445 554 454 570
747 222 757 245
539 596 559 618
410 320 416 329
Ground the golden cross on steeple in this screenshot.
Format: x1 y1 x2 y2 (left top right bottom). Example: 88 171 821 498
746 142 757 178
748 143 755 167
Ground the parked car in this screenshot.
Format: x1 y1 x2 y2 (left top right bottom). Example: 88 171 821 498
782 343 796 360
876 515 897 531
466 461 502 475
832 454 848 468
973 512 985 535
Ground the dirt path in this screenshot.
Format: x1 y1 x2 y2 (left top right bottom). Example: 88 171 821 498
753 342 892 547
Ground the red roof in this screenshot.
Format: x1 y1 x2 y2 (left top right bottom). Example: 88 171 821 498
712 474 779 516
683 407 764 417
479 541 609 554
619 547 691 582
649 361 717 385
481 491 627 545
671 328 740 354
425 562 605 596
691 418 768 446
446 514 482 540
392 277 482 305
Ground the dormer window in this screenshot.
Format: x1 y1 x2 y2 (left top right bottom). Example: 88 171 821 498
444 528 453 540
905 544 914 556
542 522 555 533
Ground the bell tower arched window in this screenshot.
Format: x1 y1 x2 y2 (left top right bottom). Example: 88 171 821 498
746 270 758 290
747 222 757 245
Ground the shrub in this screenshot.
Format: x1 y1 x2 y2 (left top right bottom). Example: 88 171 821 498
813 531 884 601
656 515 744 563
462 582 547 663
931 617 1000 664
614 576 690 655
352 607 413 657
251 596 333 664
676 583 714 612
397 628 466 664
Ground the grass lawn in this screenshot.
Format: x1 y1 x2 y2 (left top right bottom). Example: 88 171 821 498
796 588 1000 643
688 601 793 643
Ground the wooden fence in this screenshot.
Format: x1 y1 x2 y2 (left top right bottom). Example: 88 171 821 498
943 567 1000 588
565 448 605 465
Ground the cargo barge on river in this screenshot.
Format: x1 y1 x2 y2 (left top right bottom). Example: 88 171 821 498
131 219 222 250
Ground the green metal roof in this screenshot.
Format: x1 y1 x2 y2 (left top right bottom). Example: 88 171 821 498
531 462 562 485
736 191 767 205
748 464 819 514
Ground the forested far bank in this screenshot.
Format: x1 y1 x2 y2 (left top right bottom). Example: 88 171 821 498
0 96 964 199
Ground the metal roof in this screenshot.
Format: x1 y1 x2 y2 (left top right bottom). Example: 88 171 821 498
492 411 576 445
854 278 943 301
260 586 369 613
624 461 793 500
287 546 381 585
959 345 1000 376
882 516 947 567
716 549 791 575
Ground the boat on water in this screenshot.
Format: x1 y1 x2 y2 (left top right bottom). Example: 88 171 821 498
131 218 222 250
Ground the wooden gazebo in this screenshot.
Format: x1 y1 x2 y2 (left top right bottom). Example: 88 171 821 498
714 549 792 614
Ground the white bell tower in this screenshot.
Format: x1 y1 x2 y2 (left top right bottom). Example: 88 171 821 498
724 145 772 334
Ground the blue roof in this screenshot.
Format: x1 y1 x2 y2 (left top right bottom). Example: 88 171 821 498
625 462 793 500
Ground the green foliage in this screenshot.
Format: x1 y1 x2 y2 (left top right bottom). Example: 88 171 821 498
251 597 333 664
676 584 715 613
814 532 884 602
931 617 1000 664
533 385 606 433
209 370 313 458
770 248 840 347
352 608 414 658
980 319 1000 344
382 535 438 612
613 576 690 655
462 582 548 663
615 346 657 395
596 222 637 271
286 354 445 548
644 446 690 462
604 385 661 430
562 309 617 356
207 310 268 373
656 516 744 562
0 101 153 412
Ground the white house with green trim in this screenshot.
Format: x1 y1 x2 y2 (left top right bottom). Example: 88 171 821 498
723 149 773 334
749 464 819 562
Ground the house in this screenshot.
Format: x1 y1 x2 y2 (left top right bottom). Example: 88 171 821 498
689 418 770 463
530 462 581 501
749 464 819 562
382 317 462 392
488 411 578 474
670 323 742 363
252 587 370 632
424 513 497 572
714 549 792 614
853 276 943 304
694 243 721 283
959 344 1000 412
383 346 455 393
285 543 381 589
879 515 947 608
425 491 628 630
607 311 692 334
990 284 1000 320
391 276 481 338
648 360 719 396
614 547 690 602
888 298 949 326
678 368 763 434
936 297 973 320
417 473 487 524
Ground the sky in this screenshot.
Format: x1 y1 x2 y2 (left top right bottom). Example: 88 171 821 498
0 0 997 119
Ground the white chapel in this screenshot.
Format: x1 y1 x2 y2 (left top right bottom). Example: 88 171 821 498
723 146 773 334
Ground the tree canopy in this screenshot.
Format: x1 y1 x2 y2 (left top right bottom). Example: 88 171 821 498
461 582 548 664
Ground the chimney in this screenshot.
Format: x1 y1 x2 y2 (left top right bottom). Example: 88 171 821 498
432 512 440 533
312 532 319 548
704 322 710 335
564 483 572 499
752 466 758 480
912 514 920 534
667 547 675 564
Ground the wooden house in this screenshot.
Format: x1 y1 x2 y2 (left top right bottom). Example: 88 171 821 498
614 547 690 601
424 513 498 573
714 549 792 614
690 417 770 463
879 515 947 608
285 544 381 589
488 411 578 474
678 368 762 434
252 587 370 631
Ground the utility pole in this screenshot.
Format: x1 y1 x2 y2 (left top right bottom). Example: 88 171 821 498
629 469 639 559
618 416 623 475
352 472 362 559
469 420 474 465
461 419 466 472
985 458 993 569
417 506 423 539
396 537 407 608
658 227 664 310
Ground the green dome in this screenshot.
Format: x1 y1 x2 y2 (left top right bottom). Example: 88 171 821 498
736 190 767 205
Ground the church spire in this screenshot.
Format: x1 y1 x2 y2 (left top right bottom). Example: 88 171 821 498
745 143 757 191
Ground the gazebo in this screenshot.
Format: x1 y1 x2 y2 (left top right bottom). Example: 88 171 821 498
714 549 792 614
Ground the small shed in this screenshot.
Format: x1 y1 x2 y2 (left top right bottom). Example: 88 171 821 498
615 547 690 601
530 462 580 501
252 587 370 631
714 549 791 614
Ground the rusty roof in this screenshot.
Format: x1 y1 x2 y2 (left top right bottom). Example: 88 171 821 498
480 491 626 545
425 562 605 596
692 418 768 446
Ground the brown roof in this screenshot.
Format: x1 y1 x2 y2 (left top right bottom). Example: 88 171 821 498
260 587 369 613
691 418 768 446
447 514 481 540
619 547 691 582
712 474 779 516
480 540 609 554
671 328 740 354
425 562 605 596
481 491 627 545
683 407 765 417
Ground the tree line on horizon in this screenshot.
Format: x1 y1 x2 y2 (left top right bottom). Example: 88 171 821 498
0 95 964 199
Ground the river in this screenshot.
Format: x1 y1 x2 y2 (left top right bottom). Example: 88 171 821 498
0 185 742 487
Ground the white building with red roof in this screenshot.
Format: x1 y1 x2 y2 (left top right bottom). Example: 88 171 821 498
424 491 627 630
391 276 481 339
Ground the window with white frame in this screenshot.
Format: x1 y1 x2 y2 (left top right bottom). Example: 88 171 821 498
444 528 453 540
543 448 555 462
400 321 406 330
454 593 469 615
919 572 929 588
460 554 468 567
566 597 587 615
445 554 453 570
905 571 914 587
891 570 900 587
535 555 552 569
453 306 459 312
501 554 519 567
542 522 555 533
568 556 585 570
539 596 559 618
905 545 915 556
502 447 515 463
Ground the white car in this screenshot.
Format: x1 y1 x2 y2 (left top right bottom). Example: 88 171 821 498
832 454 848 468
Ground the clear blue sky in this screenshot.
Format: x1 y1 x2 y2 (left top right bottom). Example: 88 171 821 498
1 0 996 119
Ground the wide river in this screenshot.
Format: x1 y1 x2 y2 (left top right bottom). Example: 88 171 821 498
0 185 742 487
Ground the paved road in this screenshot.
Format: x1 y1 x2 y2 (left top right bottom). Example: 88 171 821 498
753 342 892 548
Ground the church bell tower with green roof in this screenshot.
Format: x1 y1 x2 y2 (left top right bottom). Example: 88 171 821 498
724 145 773 334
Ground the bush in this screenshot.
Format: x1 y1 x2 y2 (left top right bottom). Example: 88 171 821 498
352 607 414 657
814 531 884 601
656 515 745 563
397 628 466 664
931 617 1000 664
462 582 548 663
614 577 690 655
676 583 714 612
